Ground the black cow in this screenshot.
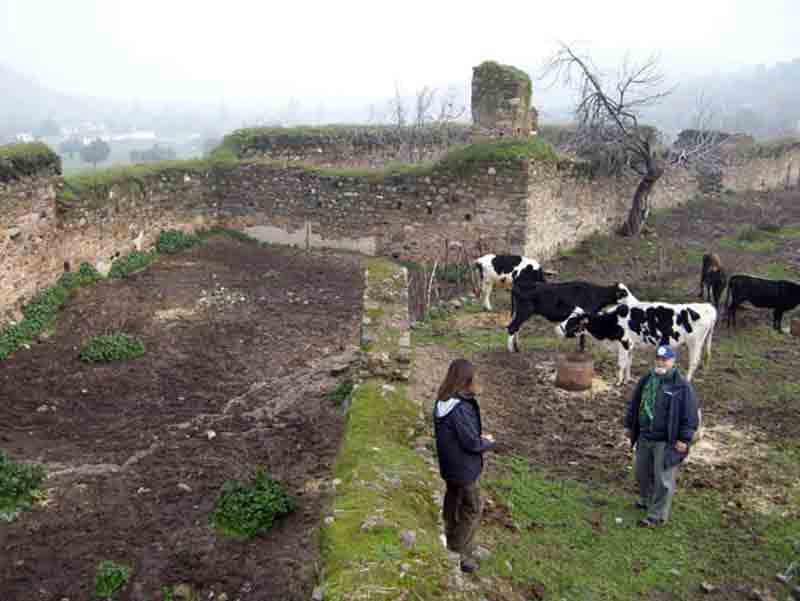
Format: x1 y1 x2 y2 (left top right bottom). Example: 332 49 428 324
699 253 727 309
725 274 800 331
507 279 630 351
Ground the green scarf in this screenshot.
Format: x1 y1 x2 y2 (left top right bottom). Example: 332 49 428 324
640 368 675 421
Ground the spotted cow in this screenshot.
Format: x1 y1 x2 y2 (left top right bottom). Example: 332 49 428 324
557 286 717 385
473 254 547 311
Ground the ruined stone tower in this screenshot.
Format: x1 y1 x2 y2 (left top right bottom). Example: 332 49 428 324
471 60 536 137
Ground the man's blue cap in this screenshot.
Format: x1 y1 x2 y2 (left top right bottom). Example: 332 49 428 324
656 345 675 359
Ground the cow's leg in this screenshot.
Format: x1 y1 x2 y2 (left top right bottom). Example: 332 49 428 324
578 334 586 353
482 280 493 311
686 340 703 381
616 346 628 386
774 310 784 332
507 332 520 353
626 348 635 382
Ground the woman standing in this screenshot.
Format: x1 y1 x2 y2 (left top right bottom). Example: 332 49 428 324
433 359 495 573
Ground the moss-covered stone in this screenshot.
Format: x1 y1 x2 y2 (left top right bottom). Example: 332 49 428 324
471 60 534 136
216 124 472 160
0 142 61 183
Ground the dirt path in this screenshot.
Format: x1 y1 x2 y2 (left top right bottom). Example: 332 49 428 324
0 237 364 601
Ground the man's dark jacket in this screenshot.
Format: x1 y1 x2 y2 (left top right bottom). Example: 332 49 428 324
624 369 700 468
434 394 495 483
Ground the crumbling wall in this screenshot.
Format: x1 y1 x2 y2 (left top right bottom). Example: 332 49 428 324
471 61 535 137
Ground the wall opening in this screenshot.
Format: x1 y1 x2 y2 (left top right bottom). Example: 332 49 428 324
464 213 472 222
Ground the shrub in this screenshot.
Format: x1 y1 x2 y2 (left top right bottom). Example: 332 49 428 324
0 142 61 183
156 229 199 254
108 250 157 279
94 560 131 600
0 451 46 521
212 470 296 538
80 333 145 363
437 263 471 284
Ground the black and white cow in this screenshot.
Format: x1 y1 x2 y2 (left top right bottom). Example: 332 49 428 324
506 279 630 352
725 274 800 331
473 254 546 311
557 286 717 385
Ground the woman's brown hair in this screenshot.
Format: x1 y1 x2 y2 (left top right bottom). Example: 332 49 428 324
436 358 476 401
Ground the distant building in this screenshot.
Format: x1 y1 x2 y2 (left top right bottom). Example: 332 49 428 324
110 131 157 142
14 133 35 143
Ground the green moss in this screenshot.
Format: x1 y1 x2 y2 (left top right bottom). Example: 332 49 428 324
320 257 455 599
0 142 61 183
473 60 534 123
57 157 235 207
216 124 472 160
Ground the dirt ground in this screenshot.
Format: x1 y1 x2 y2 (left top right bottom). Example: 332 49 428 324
0 237 364 601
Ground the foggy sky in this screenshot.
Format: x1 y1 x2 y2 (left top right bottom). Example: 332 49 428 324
1 0 799 111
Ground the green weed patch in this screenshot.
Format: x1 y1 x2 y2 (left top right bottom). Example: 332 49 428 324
0 451 46 522
0 262 102 361
108 250 157 278
93 560 131 600
156 229 199 254
79 333 145 363
212 470 296 538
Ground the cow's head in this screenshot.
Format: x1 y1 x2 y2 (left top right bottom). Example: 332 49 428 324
615 283 633 302
557 307 589 338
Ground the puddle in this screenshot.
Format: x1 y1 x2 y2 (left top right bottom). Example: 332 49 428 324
246 221 377 255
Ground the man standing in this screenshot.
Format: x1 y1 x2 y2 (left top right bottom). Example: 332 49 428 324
624 345 700 527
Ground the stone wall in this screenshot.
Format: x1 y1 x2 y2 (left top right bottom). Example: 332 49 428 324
219 125 473 169
524 162 698 260
723 148 800 192
214 161 529 260
3 144 799 327
471 61 535 137
0 171 215 326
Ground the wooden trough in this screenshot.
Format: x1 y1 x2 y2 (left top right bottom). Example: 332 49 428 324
791 318 800 337
555 352 594 391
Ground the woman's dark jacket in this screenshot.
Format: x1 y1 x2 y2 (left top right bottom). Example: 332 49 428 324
434 394 495 483
624 369 700 468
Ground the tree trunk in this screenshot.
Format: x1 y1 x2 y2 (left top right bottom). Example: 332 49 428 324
622 163 663 236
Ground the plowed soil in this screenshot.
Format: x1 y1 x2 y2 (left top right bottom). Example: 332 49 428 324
0 237 364 601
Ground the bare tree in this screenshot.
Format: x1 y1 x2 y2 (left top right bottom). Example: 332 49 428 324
544 43 675 236
384 83 467 162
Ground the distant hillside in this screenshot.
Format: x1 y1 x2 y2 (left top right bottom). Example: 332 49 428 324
0 63 100 135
